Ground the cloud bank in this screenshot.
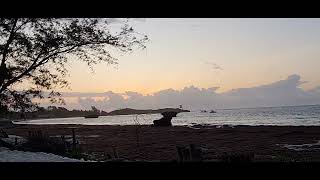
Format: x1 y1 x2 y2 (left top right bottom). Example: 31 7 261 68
39 74 320 111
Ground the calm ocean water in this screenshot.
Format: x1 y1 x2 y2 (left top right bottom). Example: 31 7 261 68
13 105 320 126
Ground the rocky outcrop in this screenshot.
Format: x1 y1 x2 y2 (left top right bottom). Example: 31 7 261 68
153 111 178 127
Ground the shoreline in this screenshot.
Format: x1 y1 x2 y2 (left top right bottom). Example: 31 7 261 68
11 120 320 127
4 124 320 161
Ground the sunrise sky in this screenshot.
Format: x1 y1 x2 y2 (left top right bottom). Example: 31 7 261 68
62 18 320 95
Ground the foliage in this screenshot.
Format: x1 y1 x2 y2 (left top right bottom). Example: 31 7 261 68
20 130 68 155
0 18 148 112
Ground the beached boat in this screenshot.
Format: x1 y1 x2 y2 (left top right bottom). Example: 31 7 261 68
84 115 99 118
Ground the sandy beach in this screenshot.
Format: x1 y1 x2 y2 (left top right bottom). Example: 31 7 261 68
4 124 320 162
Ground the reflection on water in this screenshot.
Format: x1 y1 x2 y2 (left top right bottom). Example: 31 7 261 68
14 105 320 126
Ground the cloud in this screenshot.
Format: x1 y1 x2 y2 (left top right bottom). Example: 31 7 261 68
105 18 147 24
131 18 146 22
39 74 320 111
105 18 124 24
220 74 317 108
309 86 320 94
204 61 223 70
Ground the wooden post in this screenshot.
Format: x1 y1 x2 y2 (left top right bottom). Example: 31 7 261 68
176 146 184 162
72 128 76 150
189 144 203 162
61 135 66 148
112 146 118 158
177 146 191 162
183 148 190 161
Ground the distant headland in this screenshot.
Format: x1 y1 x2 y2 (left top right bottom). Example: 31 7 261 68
107 108 190 116
0 106 190 120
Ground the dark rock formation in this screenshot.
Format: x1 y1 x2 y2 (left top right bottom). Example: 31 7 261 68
153 111 178 127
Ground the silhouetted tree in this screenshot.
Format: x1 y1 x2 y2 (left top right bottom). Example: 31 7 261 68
0 104 8 117
91 106 99 113
0 18 148 112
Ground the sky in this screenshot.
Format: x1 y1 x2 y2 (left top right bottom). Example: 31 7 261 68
38 18 320 110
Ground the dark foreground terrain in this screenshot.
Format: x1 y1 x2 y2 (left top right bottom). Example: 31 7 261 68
4 124 320 162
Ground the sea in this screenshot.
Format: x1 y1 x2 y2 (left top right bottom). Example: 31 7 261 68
13 105 320 126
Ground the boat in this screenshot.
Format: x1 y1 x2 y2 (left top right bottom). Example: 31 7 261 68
210 110 216 113
84 114 99 118
200 110 207 113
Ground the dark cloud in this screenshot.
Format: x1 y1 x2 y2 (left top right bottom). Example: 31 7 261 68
204 61 223 70
39 74 320 111
222 74 318 108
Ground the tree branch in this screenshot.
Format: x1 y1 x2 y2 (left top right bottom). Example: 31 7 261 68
0 45 78 93
1 18 18 67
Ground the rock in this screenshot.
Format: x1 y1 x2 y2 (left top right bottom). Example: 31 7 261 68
153 111 178 127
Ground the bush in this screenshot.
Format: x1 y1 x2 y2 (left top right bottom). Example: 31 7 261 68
17 130 91 160
20 130 68 155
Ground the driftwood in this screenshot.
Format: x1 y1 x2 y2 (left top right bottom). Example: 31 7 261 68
112 146 119 158
72 128 76 150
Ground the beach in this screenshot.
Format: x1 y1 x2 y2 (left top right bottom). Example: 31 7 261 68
4 124 320 162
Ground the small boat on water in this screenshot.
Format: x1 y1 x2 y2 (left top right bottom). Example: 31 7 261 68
84 115 99 118
210 110 216 113
200 110 207 113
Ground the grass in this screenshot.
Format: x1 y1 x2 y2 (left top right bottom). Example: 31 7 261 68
18 130 90 160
